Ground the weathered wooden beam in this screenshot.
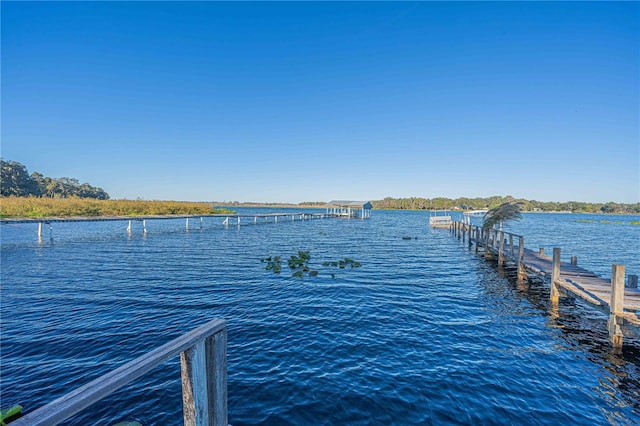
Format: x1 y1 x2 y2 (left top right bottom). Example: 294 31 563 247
498 231 505 266
181 327 227 426
517 236 525 280
550 248 561 303
608 264 626 347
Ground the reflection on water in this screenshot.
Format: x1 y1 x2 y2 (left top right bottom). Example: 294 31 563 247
1 210 639 425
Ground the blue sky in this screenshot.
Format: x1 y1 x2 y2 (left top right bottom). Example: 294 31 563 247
2 2 638 203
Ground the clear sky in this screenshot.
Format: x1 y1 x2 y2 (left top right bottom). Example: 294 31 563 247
2 1 638 204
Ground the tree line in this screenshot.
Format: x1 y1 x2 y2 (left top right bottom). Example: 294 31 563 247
0 159 109 199
370 196 640 214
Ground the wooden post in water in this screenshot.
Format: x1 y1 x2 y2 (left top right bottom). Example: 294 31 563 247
475 227 479 253
517 236 525 280
608 264 625 348
38 222 43 240
550 247 561 303
571 256 577 266
628 275 638 289
142 220 147 234
484 229 491 259
509 234 514 257
186 218 190 231
539 248 545 256
498 231 505 266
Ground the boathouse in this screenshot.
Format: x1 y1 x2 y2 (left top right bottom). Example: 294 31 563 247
326 200 372 219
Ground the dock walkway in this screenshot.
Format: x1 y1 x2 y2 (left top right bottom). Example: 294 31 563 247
446 220 640 347
0 211 345 241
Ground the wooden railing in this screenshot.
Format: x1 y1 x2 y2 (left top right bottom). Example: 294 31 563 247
11 318 227 426
450 221 526 279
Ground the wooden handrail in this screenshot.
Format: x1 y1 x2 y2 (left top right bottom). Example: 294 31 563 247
12 318 227 426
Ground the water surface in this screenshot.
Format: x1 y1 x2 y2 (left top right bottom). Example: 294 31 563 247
1 210 639 425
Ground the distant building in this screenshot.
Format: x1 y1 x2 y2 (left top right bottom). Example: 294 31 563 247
326 200 372 219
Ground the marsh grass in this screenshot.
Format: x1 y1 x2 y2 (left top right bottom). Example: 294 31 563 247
0 197 234 218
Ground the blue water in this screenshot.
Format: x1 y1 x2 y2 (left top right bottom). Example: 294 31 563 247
1 210 639 425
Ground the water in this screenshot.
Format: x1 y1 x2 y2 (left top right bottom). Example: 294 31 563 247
1 210 639 425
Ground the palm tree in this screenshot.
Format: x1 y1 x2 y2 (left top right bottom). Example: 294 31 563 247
482 201 523 231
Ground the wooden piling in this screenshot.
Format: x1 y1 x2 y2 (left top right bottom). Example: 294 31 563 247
571 256 577 266
539 247 545 256
608 264 625 347
550 248 561 303
628 275 638 289
509 234 514 257
517 236 525 280
498 231 505 266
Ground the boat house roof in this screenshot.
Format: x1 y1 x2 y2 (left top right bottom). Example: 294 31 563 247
327 200 372 209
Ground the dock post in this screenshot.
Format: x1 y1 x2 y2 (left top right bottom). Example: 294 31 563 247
275 216 278 223
200 217 203 230
143 220 147 234
254 217 257 224
628 275 638 289
484 229 491 259
517 236 525 280
550 248 561 303
237 217 240 226
127 220 132 234
181 327 228 426
468 226 472 248
498 231 505 266
186 218 189 231
509 234 514 257
608 264 625 348
539 248 545 256
38 222 43 240
571 256 577 266
474 227 479 253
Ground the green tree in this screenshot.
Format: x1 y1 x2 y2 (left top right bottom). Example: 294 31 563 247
0 159 39 196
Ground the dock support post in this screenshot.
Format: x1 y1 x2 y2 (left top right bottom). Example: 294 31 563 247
509 234 514 257
200 217 203 230
498 231 505 266
539 248 545 256
608 264 625 348
550 248 561 303
474 227 479 253
127 220 132 234
38 222 43 240
571 256 577 266
142 220 147 234
275 216 277 223
484 229 491 259
517 236 525 280
237 217 240 226
181 327 227 426
628 275 638 289
186 218 189 231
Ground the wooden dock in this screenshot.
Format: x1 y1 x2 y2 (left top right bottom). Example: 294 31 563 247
448 221 640 348
0 212 344 241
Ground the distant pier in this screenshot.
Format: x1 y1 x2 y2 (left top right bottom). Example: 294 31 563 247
1 204 373 241
447 220 639 348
